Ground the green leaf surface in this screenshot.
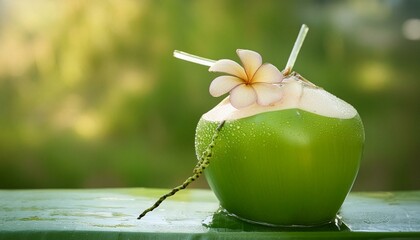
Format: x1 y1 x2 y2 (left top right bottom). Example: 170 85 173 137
0 189 419 239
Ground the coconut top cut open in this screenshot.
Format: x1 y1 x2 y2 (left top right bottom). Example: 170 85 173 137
203 73 358 122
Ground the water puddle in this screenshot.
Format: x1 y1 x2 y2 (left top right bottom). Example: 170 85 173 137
203 208 349 232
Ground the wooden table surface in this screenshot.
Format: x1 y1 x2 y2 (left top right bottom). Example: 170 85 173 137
1 188 419 239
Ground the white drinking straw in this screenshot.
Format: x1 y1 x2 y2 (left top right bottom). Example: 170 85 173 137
173 50 216 67
173 23 309 75
283 24 309 75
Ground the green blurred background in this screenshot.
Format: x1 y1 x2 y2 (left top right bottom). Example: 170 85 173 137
0 0 419 190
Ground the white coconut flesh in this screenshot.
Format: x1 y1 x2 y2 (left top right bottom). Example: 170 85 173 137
202 75 358 122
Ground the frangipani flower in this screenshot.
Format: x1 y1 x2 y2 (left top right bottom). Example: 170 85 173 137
209 49 284 109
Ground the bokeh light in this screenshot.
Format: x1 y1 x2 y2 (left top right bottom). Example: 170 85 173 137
402 18 420 40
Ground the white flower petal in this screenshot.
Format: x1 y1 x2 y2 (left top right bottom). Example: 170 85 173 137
253 83 283 106
229 84 257 109
209 76 244 97
209 59 247 80
236 49 262 80
252 63 284 83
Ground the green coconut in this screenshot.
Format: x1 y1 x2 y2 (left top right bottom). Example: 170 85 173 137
195 75 365 226
138 25 364 226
